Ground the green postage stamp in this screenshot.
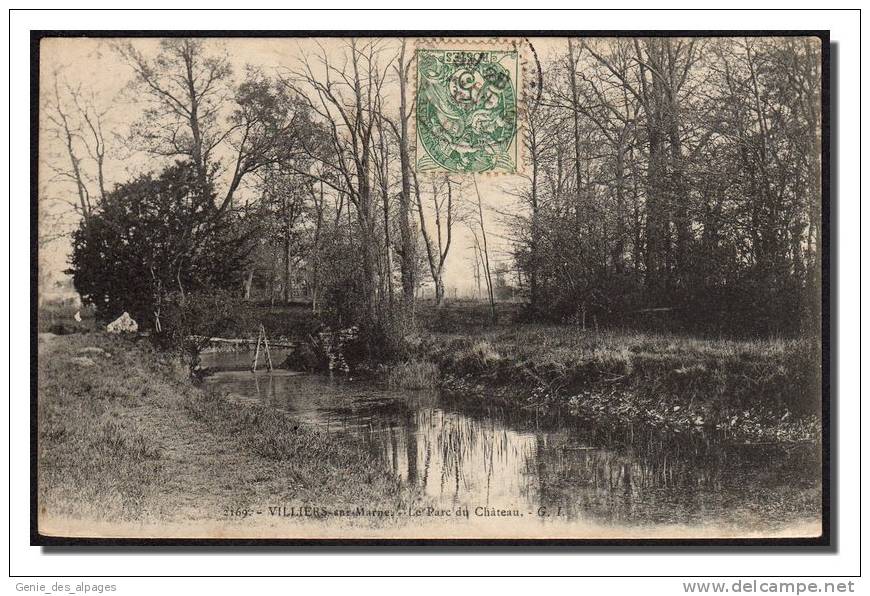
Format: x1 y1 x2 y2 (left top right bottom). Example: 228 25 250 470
416 45 521 174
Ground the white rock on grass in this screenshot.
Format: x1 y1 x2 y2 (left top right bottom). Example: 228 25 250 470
106 312 138 333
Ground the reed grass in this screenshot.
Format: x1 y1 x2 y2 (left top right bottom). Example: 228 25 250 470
386 360 439 389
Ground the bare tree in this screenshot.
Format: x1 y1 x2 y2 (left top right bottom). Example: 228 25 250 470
43 69 111 225
415 174 456 307
471 176 496 322
394 40 418 313
117 39 231 189
582 38 703 293
119 40 304 215
282 39 394 336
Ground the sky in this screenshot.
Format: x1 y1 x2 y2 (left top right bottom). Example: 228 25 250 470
38 36 573 296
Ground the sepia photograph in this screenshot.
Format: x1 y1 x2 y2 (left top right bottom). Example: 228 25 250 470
33 31 827 543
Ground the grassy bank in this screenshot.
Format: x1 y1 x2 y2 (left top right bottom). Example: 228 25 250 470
37 332 418 531
405 323 821 443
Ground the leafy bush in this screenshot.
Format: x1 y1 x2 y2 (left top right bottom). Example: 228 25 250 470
69 161 252 328
314 231 410 363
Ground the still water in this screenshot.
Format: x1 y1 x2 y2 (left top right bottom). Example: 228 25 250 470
201 351 822 533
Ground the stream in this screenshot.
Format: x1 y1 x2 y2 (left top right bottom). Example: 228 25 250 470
201 350 822 535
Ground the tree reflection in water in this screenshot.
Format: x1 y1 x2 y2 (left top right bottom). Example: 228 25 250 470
202 354 821 530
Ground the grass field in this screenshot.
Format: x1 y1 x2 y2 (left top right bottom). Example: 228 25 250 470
37 332 419 532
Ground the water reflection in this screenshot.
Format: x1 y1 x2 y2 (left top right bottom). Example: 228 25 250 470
201 352 821 529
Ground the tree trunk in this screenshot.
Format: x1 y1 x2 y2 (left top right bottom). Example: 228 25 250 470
397 41 417 314
529 123 541 309
283 232 292 303
645 123 666 294
283 195 293 304
613 129 627 275
473 177 496 322
243 269 254 301
434 276 445 306
665 43 690 288
567 39 585 223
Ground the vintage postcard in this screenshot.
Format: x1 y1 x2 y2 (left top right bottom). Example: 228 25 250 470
34 32 827 542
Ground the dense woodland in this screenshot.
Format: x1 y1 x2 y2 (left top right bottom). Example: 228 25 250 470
41 37 823 354
519 37 822 335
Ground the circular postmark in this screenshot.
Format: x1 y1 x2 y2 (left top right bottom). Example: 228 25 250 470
416 49 518 173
